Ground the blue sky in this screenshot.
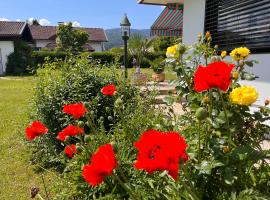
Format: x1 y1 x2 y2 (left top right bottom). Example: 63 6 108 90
0 0 163 29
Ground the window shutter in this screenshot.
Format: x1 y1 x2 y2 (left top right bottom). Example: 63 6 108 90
204 0 270 53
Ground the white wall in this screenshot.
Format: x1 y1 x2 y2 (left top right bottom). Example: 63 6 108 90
35 40 52 48
90 42 103 52
0 41 14 75
182 0 206 45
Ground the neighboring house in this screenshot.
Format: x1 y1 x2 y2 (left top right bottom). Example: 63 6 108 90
138 0 270 105
0 21 109 75
0 21 33 75
29 25 108 52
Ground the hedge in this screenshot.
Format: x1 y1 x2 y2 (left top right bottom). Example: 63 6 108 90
31 50 166 69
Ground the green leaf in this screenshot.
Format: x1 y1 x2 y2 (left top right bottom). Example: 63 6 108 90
245 61 254 67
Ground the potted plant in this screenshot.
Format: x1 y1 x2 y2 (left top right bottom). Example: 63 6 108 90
151 57 165 82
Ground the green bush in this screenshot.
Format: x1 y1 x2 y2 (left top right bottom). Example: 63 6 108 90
6 40 33 74
31 55 139 170
32 51 68 64
89 51 115 64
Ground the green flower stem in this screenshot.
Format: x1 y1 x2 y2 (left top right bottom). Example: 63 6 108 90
181 165 200 200
180 54 192 91
217 89 235 147
37 194 45 200
198 122 202 162
41 174 50 200
114 174 140 200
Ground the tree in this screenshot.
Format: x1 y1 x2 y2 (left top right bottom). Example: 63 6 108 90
56 22 89 53
152 36 178 52
32 19 40 26
128 34 153 67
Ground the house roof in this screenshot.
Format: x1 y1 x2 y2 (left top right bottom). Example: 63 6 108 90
138 0 184 6
30 25 108 42
0 21 33 41
0 21 26 37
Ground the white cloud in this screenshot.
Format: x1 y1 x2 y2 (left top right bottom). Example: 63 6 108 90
39 18 51 26
16 19 22 22
0 18 10 21
72 21 81 27
28 17 35 23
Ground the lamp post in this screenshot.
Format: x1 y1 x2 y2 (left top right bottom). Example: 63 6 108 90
120 14 131 79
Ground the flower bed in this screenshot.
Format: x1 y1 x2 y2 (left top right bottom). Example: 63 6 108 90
26 33 270 199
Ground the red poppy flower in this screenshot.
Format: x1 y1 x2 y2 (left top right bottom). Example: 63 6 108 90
25 121 48 141
82 144 118 187
101 84 116 96
194 61 235 92
134 130 188 180
57 125 84 142
64 144 77 158
63 103 87 119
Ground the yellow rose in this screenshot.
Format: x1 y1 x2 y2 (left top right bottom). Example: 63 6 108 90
221 51 227 58
230 47 250 61
229 86 258 106
166 44 178 58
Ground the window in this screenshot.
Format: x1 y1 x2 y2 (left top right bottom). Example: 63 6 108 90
204 0 270 53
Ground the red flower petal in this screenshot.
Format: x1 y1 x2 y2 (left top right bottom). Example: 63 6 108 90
64 144 77 158
63 103 87 119
82 144 117 187
194 61 235 92
25 121 48 141
101 84 116 96
134 130 188 180
57 125 84 142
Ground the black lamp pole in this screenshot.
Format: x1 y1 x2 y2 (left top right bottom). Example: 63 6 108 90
120 14 131 79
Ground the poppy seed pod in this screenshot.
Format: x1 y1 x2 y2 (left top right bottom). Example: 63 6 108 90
195 107 208 121
178 43 187 55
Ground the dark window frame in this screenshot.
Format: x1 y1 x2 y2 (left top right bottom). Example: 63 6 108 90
204 0 270 54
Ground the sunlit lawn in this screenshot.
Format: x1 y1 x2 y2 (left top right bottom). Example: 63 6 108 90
0 77 55 199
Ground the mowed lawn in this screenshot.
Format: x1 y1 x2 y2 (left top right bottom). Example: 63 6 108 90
0 77 54 200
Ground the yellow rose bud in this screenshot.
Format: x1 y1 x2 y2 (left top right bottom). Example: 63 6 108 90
205 31 211 40
265 99 270 106
221 51 227 58
223 146 230 153
198 33 202 41
202 95 209 104
232 71 239 79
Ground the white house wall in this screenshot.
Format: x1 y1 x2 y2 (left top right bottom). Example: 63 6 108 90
0 41 14 75
182 0 270 105
35 40 52 48
182 0 206 46
89 42 103 52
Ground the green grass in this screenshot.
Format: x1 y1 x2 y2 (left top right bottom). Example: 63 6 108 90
0 77 54 200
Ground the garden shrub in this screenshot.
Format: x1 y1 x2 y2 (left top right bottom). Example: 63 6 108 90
31 55 139 170
6 40 33 74
89 51 115 64
32 51 68 65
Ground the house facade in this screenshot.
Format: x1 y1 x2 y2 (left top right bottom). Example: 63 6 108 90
138 0 270 105
0 21 108 75
0 21 33 75
29 25 108 52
